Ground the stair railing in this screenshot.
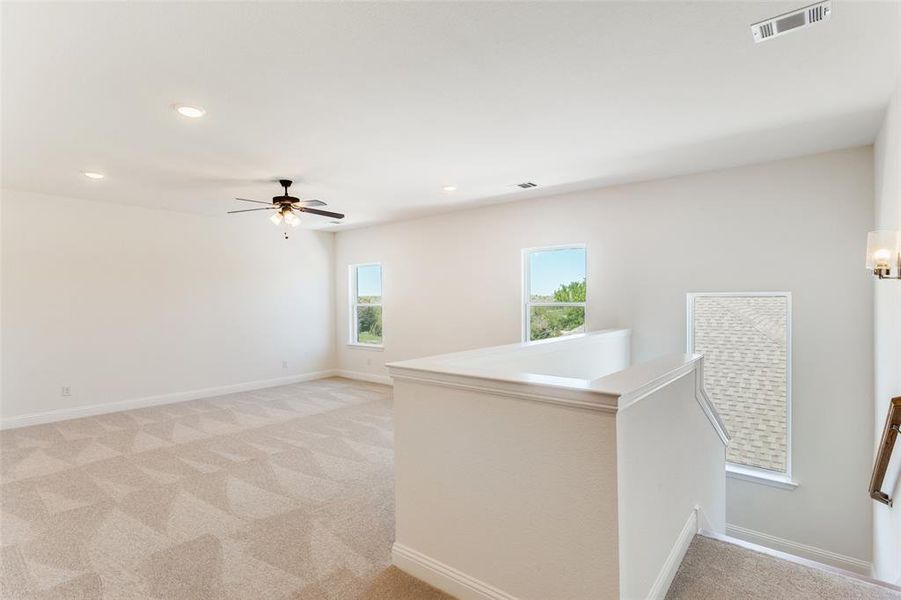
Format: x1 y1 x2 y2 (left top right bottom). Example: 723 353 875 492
870 396 901 506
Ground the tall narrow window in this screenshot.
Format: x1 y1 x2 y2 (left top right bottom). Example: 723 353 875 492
351 264 383 346
688 293 791 477
523 245 587 341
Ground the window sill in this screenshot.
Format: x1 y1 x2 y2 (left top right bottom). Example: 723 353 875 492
726 464 799 490
524 332 587 345
347 343 384 351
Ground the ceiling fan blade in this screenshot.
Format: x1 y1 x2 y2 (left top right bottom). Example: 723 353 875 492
293 199 326 207
227 207 277 214
298 207 344 219
235 197 272 205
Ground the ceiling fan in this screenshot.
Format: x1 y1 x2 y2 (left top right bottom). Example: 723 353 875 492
228 179 344 236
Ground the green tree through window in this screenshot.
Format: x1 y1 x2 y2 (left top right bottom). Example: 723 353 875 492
352 264 382 345
525 247 586 341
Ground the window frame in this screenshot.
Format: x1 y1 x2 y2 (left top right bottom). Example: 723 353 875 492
522 244 588 343
686 291 797 490
349 263 384 349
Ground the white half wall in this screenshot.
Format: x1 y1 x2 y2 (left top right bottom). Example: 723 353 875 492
1 189 336 424
392 378 621 600
335 148 876 566
873 79 901 585
616 369 726 599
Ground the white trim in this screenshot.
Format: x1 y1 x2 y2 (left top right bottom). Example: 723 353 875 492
724 523 872 575
392 543 520 600
523 331 587 344
726 464 798 490
346 343 384 351
0 370 338 430
693 361 732 446
686 291 792 478
389 370 618 413
527 301 584 308
334 369 393 386
617 362 696 410
647 506 701 600
615 357 730 446
705 529 901 592
522 244 587 342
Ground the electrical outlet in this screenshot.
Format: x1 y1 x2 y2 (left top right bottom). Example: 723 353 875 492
282 361 288 369
366 358 372 366
61 386 72 397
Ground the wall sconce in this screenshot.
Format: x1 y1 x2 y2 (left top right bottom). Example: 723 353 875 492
866 230 901 279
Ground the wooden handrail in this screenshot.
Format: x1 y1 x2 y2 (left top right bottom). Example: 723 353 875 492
870 396 901 506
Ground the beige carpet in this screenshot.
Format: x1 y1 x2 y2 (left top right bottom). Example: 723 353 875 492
0 378 452 599
9 378 896 600
667 534 901 600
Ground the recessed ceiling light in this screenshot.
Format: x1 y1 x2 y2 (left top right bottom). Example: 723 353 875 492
174 104 206 118
442 185 457 192
82 171 105 179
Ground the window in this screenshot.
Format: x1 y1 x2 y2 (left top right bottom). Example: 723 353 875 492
523 245 586 341
687 293 792 481
350 264 383 346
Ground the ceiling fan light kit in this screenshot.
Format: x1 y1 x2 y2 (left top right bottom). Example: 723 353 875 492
227 179 345 239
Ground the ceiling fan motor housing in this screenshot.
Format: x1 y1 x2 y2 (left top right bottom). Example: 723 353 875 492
274 179 300 204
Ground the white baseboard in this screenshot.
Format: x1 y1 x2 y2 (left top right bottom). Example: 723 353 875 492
647 506 701 600
725 523 872 575
0 370 337 430
334 369 393 386
392 543 519 600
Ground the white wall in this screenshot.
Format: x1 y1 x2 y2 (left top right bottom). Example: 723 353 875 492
1 189 335 423
393 378 621 600
335 148 876 566
873 80 901 585
616 368 726 600
392 353 724 600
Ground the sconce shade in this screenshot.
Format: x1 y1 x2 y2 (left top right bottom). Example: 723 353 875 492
866 230 901 275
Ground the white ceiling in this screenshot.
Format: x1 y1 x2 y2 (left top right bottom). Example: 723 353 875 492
2 1 899 229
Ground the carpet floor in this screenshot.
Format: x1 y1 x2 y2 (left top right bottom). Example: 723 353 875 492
667 534 901 600
0 378 451 599
6 378 896 600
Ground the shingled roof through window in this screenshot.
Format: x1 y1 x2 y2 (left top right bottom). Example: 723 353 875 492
693 295 788 472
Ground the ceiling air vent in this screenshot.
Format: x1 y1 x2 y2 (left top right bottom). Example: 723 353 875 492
516 182 538 189
751 1 831 43
808 3 826 22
